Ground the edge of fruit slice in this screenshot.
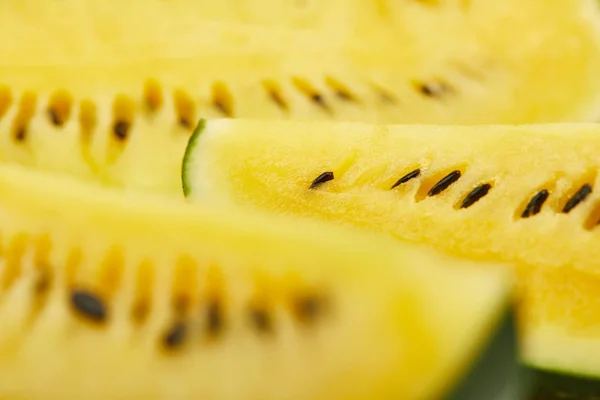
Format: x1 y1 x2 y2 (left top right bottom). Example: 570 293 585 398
0 162 523 399
182 119 206 198
527 368 600 399
445 309 529 400
181 118 600 395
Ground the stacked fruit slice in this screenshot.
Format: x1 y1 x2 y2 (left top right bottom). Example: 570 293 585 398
2 0 600 195
182 119 600 396
0 162 522 399
3 0 600 398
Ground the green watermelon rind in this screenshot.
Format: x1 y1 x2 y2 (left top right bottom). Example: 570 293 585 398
445 308 531 400
181 118 206 198
526 367 600 399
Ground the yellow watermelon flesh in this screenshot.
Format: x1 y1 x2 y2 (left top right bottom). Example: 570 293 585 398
183 119 600 378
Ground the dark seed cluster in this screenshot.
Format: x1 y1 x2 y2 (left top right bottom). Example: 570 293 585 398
3 72 462 147
309 166 597 220
65 285 328 352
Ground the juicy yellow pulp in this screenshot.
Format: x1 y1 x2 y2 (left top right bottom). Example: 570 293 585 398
2 0 600 121
0 162 510 399
187 119 600 376
1 0 600 195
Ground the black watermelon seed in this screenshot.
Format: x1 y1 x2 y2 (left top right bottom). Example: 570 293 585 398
310 171 334 189
268 91 288 111
48 109 62 126
205 299 224 337
113 120 129 141
417 81 453 98
521 190 549 218
428 170 462 197
162 321 188 349
391 168 421 189
310 93 331 112
214 100 231 118
419 84 436 97
248 305 273 334
562 184 593 214
178 117 192 129
293 294 325 326
34 274 51 295
70 289 107 323
311 93 324 105
15 127 27 142
460 183 492 209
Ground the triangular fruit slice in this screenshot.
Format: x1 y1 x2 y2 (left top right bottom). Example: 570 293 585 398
2 0 600 127
183 118 600 384
2 1 600 197
0 163 521 399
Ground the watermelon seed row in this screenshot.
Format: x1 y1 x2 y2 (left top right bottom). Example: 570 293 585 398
65 282 329 352
0 235 333 355
0 66 470 143
309 167 600 224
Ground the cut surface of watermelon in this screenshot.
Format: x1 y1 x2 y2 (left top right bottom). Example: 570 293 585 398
0 162 524 399
2 0 600 197
2 0 600 125
182 118 600 380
